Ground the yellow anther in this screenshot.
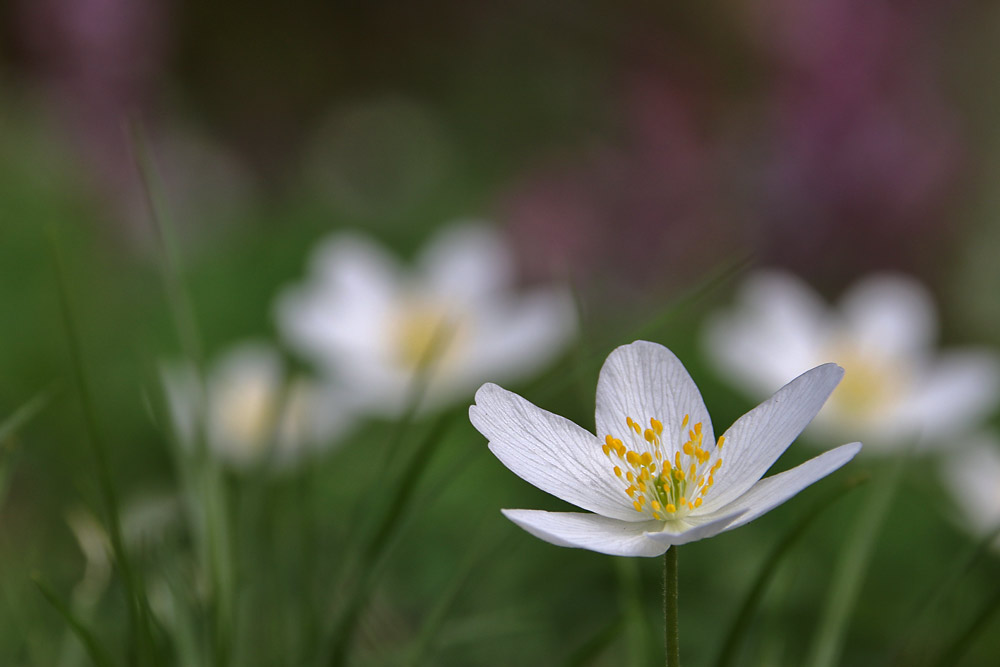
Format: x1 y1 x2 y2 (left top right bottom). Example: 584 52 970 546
649 462 657 473
626 471 635 483
689 464 696 479
614 466 622 477
675 452 682 468
683 442 693 455
651 418 663 434
644 428 656 442
678 496 687 506
694 422 702 435
651 500 662 511
633 500 642 512
712 459 723 472
655 450 662 460
640 452 653 466
708 475 714 487
717 435 726 449
673 468 685 481
626 451 640 465
638 481 647 492
666 503 677 513
682 414 689 427
638 496 647 506
694 498 702 508
626 485 636 497
605 434 615 446
602 443 610 456
640 469 650 480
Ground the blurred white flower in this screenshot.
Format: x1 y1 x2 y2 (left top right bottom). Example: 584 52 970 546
276 222 576 415
67 493 181 606
163 343 350 469
942 433 1000 550
705 272 1000 451
469 341 860 557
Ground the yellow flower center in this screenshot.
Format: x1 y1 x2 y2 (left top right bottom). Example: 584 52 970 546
826 345 905 422
391 302 463 372
603 414 724 520
216 375 278 451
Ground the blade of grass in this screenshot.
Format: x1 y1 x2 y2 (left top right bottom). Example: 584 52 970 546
805 457 904 667
33 574 117 667
559 614 625 667
325 412 457 666
48 230 160 666
714 474 868 667
930 585 1000 667
888 520 1000 664
127 120 203 367
527 252 753 403
0 388 55 444
401 529 516 667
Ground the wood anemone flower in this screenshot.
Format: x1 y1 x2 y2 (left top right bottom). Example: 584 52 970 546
470 340 861 557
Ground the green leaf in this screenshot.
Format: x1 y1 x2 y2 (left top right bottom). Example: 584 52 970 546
714 474 867 667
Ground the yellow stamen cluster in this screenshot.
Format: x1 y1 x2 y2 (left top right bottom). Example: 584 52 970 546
602 414 725 521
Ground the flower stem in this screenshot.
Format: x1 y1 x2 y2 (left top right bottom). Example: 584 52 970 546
664 546 680 667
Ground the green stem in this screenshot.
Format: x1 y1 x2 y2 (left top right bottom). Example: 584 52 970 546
664 547 680 667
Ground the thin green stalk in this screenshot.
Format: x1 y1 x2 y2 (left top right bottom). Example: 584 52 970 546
34 575 117 667
325 413 456 665
664 547 679 667
49 231 158 666
930 585 1000 667
128 120 203 367
0 388 54 444
714 475 867 667
560 615 625 667
806 457 904 667
889 520 1000 665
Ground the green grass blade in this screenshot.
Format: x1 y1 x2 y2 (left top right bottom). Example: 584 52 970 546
402 529 515 667
324 412 457 666
33 574 117 667
48 230 160 666
930 585 1000 667
714 474 867 667
526 252 752 402
127 121 203 366
805 457 904 667
559 614 625 667
0 388 54 444
889 521 1000 664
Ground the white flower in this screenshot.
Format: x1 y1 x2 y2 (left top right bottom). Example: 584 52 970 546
704 271 1000 451
162 343 350 468
469 341 861 557
942 433 1000 549
276 222 576 415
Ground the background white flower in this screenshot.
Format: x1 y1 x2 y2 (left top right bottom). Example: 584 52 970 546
704 271 1000 451
275 222 576 415
942 433 1000 551
162 342 351 469
470 341 861 557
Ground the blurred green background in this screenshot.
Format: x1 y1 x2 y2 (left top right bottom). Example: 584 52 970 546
2 1 1000 665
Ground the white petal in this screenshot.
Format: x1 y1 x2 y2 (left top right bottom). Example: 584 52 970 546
275 233 399 374
641 508 749 546
694 442 861 531
471 383 639 521
704 271 829 396
840 273 936 360
457 287 576 388
418 222 513 301
942 434 1000 534
595 341 713 449
699 364 844 512
502 509 669 557
898 350 1000 444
